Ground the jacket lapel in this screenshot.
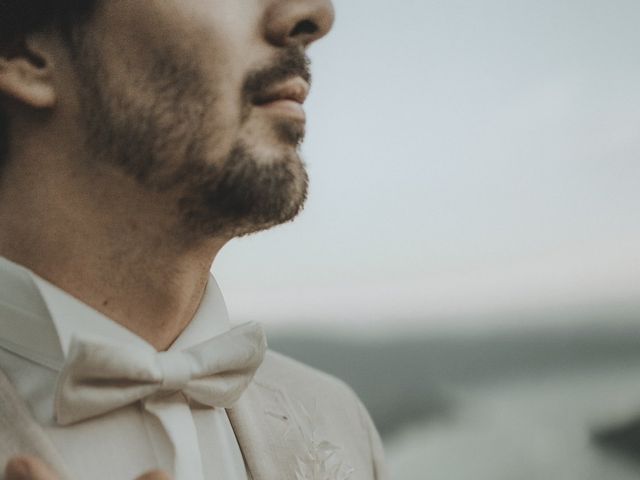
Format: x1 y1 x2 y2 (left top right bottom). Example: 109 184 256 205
227 379 304 480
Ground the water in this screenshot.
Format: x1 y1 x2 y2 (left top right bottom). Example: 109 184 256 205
385 360 640 479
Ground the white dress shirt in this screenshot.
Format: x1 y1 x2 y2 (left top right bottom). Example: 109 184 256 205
0 257 249 480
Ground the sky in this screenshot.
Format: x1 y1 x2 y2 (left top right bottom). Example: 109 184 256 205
214 0 640 332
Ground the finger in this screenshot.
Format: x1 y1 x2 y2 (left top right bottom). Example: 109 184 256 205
135 470 172 480
5 456 58 480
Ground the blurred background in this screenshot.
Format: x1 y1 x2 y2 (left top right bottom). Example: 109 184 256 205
216 0 640 478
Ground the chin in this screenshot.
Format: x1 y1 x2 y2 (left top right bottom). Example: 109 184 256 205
177 140 309 239
274 119 306 147
241 118 306 156
200 185 309 239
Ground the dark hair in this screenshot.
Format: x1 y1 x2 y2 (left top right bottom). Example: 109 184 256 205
0 0 100 169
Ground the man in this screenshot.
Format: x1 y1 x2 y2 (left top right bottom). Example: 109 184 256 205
0 1 388 479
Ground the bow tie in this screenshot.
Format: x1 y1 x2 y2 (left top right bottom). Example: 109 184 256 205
54 321 267 426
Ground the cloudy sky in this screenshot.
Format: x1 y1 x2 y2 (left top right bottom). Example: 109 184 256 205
215 0 640 332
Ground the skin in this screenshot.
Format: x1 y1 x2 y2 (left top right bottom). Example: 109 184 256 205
0 0 334 350
0 0 334 477
4 456 170 480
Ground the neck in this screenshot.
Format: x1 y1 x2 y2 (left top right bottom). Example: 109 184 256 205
0 153 229 351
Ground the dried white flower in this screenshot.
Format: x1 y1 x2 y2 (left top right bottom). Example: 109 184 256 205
282 396 355 480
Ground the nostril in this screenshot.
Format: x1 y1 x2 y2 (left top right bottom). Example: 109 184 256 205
289 20 319 38
264 2 334 48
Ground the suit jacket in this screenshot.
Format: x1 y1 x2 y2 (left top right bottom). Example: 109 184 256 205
0 350 389 480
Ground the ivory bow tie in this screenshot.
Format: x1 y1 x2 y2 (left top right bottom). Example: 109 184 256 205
54 321 267 426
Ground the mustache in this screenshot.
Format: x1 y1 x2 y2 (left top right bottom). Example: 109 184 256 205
243 46 312 104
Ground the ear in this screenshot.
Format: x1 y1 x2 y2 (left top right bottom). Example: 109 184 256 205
0 35 57 110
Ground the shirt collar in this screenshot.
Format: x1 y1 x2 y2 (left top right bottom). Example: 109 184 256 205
0 256 230 371
0 257 62 370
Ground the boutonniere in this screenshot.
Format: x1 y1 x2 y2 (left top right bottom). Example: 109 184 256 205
282 396 355 480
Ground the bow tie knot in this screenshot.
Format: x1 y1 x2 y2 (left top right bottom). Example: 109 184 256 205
157 351 193 393
54 322 267 425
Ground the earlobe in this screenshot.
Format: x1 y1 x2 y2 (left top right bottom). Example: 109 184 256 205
0 40 57 110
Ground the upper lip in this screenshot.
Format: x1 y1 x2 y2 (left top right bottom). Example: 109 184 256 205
252 77 310 106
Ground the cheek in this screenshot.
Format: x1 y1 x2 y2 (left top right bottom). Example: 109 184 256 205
95 0 258 154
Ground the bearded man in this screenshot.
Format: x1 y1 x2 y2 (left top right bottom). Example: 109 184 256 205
0 1 388 479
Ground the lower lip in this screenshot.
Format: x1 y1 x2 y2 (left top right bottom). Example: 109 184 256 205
257 99 306 120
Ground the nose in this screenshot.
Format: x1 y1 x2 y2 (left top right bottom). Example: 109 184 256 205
264 0 335 48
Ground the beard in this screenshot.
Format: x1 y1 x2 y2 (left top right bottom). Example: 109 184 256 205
71 35 311 239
